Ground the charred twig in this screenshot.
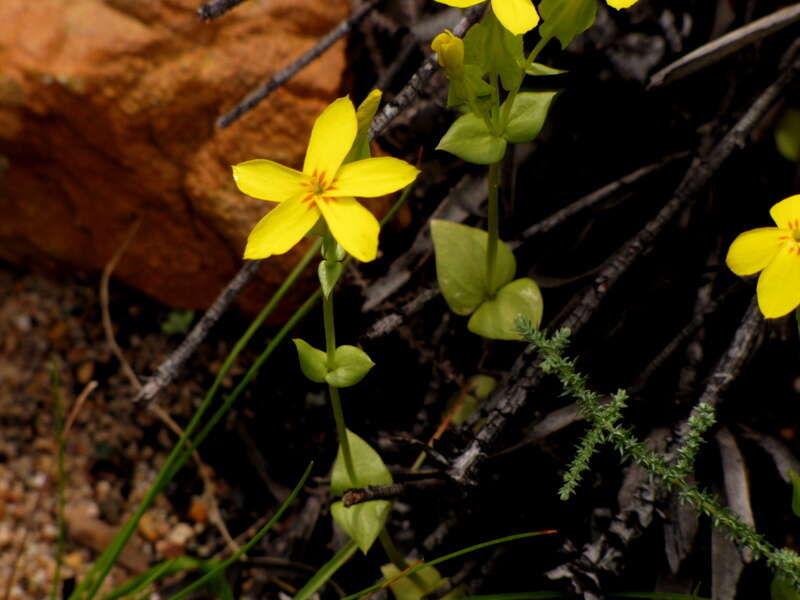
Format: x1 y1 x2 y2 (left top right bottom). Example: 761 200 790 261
135 8 484 406
510 151 689 248
135 260 261 403
342 479 447 507
447 49 800 487
197 0 249 20
672 300 763 476
649 3 800 88
629 283 739 394
547 301 763 597
217 0 381 128
362 285 440 341
368 5 485 138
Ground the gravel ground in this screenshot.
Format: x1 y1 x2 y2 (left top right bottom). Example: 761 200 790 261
0 265 235 599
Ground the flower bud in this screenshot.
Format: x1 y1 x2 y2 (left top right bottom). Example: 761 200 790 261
431 30 464 78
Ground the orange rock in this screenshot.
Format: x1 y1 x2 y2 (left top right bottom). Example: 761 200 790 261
0 0 353 313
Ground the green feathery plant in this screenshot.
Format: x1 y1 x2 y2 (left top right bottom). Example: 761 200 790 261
515 317 800 589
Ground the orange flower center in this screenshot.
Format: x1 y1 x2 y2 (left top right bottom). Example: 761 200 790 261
301 170 338 204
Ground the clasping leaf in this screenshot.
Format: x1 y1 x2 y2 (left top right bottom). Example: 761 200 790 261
331 430 392 553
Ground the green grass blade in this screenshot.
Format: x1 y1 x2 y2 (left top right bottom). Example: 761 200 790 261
69 245 320 600
165 462 314 600
341 531 555 600
293 540 359 600
101 557 205 600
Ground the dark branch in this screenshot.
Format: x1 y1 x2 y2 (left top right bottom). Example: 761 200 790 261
197 0 248 21
342 479 447 507
217 0 380 128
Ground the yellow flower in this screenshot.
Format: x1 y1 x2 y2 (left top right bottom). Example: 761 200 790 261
232 97 420 263
606 0 638 8
726 194 800 319
431 30 465 77
435 0 540 36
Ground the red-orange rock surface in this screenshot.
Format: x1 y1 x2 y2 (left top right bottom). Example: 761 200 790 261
0 0 351 312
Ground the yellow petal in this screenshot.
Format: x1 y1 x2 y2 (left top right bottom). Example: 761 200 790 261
757 243 800 318
232 160 307 202
606 0 638 9
328 157 420 198
434 0 485 7
316 197 380 262
243 195 320 259
769 194 800 229
303 97 357 183
725 227 784 276
491 0 539 35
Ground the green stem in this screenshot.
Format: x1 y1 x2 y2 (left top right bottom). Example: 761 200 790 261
379 529 427 589
320 228 357 484
485 160 501 296
499 34 552 130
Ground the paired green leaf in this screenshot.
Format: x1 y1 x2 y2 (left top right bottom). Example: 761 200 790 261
437 113 507 164
503 92 558 144
380 563 463 600
463 10 525 91
293 340 374 388
431 220 516 315
294 339 328 383
331 430 393 553
538 0 597 49
468 278 544 340
326 346 375 387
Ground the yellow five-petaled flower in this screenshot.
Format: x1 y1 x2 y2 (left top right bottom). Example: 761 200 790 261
232 97 420 263
433 0 638 36
726 194 800 319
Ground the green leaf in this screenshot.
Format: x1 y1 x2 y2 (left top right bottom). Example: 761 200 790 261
526 62 567 76
331 500 391 554
319 259 344 298
447 65 493 108
331 429 393 495
538 0 597 49
790 469 800 518
344 89 382 163
293 339 328 383
326 345 375 388
468 278 544 340
380 563 463 600
437 112 506 164
463 11 525 91
502 91 557 143
447 375 497 425
330 430 392 553
772 574 800 600
431 220 516 315
775 108 800 163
